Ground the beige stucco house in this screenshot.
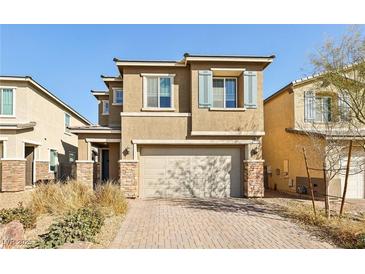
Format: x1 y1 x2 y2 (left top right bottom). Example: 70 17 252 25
70 53 275 199
0 76 91 191
263 76 365 199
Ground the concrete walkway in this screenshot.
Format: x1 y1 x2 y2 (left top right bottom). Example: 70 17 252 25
110 198 334 249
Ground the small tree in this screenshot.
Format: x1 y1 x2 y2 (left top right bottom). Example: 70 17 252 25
305 26 365 216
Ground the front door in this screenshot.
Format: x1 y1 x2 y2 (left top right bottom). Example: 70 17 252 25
101 149 109 181
25 146 34 186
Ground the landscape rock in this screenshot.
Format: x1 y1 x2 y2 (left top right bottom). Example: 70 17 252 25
0 221 25 249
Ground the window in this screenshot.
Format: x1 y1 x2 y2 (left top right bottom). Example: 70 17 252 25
338 93 351 121
315 96 332 122
102 100 109 115
212 78 237 108
144 75 173 109
113 89 123 105
0 88 14 116
68 151 76 163
49 149 58 172
64 113 71 132
304 91 332 123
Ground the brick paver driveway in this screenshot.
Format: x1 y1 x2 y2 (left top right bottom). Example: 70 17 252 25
110 198 334 248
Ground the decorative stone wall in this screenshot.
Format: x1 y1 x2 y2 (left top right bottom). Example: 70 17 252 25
35 161 55 183
0 159 26 192
243 160 264 198
119 160 138 198
75 161 94 189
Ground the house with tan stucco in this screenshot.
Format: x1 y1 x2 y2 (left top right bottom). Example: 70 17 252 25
70 53 275 199
0 76 91 192
263 75 365 199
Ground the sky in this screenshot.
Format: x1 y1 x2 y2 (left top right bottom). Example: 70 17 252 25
0 24 358 123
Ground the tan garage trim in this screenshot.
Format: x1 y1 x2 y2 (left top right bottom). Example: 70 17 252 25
132 139 257 145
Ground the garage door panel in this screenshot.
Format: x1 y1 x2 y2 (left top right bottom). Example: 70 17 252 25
141 147 241 198
340 157 365 199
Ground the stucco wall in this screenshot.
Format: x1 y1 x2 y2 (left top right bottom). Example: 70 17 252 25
190 62 265 132
0 80 88 164
263 88 324 193
108 82 123 127
122 66 191 113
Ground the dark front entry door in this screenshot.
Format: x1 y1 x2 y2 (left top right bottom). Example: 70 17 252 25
101 149 109 181
25 146 34 186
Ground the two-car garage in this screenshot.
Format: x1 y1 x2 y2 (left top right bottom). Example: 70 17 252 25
139 147 242 198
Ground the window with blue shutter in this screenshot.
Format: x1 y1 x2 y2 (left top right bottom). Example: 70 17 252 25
198 70 213 107
244 71 258 108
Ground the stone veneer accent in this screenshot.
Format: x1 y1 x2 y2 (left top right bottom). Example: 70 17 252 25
75 161 94 189
35 161 55 182
243 160 264 198
119 160 138 198
0 159 26 192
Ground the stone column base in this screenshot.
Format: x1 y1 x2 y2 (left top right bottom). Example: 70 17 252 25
119 160 138 198
243 160 264 198
0 159 26 192
35 161 55 183
75 161 94 189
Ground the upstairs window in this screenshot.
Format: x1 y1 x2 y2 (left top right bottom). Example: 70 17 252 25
304 91 332 123
102 100 109 115
64 113 71 132
113 89 123 105
338 93 351 121
143 75 174 109
212 78 237 108
0 88 14 116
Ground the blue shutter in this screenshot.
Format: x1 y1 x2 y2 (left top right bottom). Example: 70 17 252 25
244 71 258 108
198 70 212 107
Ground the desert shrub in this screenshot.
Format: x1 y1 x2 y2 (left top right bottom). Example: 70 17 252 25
0 202 37 229
93 182 128 216
29 180 93 215
283 201 365 248
30 208 104 249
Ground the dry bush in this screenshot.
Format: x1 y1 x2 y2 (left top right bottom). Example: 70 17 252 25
285 201 365 248
29 180 127 217
93 182 128 216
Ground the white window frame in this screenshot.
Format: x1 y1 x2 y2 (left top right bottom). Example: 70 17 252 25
0 87 16 117
64 112 71 133
102 100 109 115
142 74 175 110
315 96 332 123
49 149 58 172
113 88 123 105
212 77 237 108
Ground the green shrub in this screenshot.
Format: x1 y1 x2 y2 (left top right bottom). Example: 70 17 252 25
0 202 37 229
30 208 104 249
94 182 128 216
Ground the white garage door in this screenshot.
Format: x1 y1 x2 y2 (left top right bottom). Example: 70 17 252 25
140 147 241 198
340 158 365 199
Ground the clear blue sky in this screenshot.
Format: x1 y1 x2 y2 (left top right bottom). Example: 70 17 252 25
0 24 356 123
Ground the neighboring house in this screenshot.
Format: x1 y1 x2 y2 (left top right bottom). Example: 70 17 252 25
263 76 365 199
0 76 91 192
70 53 275 198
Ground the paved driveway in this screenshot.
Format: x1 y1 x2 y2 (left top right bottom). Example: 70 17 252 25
110 198 334 249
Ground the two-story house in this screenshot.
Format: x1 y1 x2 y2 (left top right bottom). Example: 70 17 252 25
71 54 275 198
263 76 365 199
0 76 91 192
